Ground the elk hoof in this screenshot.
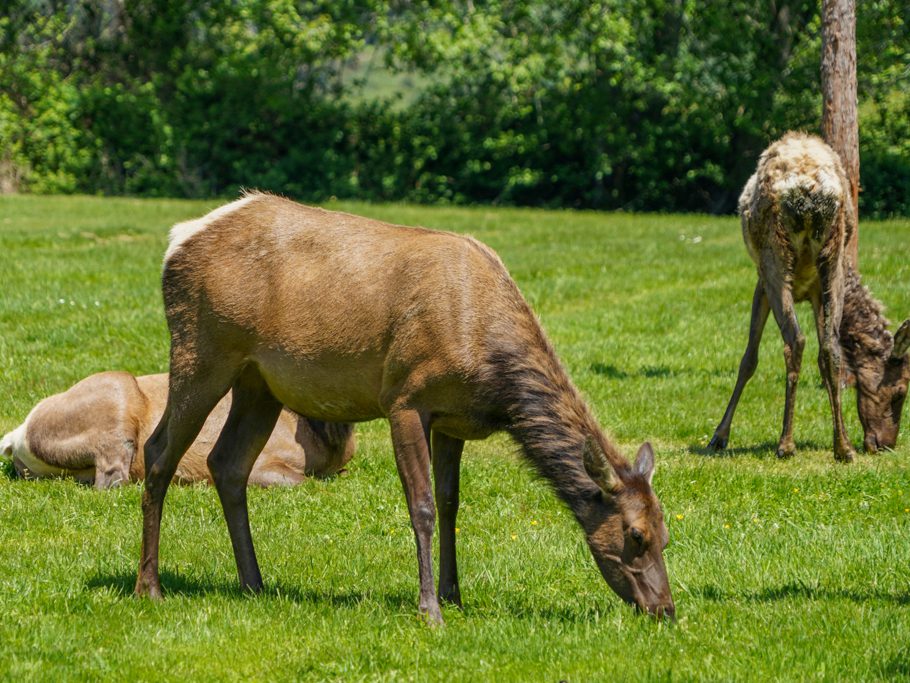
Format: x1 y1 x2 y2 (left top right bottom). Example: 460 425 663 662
707 434 728 452
438 587 463 609
776 441 795 459
419 604 445 627
834 447 856 463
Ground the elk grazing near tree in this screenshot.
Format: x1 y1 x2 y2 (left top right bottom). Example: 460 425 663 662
708 132 910 461
1 372 354 488
133 192 674 624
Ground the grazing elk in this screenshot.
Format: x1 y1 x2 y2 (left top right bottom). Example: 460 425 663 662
1 372 354 488
708 132 910 461
134 192 674 623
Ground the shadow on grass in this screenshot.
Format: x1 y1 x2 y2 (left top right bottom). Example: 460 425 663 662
693 581 910 605
86 570 627 623
687 441 829 459
86 569 415 611
884 649 910 677
589 362 733 380
0 460 19 480
589 363 680 380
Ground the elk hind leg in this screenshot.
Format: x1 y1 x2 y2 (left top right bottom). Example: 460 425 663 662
814 269 855 461
94 434 137 489
432 430 464 607
207 364 284 593
136 361 238 598
709 280 770 451
765 281 805 458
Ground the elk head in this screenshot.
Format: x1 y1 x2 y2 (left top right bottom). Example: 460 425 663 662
858 320 910 452
581 441 674 619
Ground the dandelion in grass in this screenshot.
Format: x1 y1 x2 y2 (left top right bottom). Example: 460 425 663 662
530 520 538 526
510 534 517 540
675 514 684 521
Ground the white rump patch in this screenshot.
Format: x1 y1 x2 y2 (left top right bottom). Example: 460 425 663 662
772 169 842 203
0 421 28 459
815 168 842 197
1 416 63 478
164 194 259 263
772 172 810 196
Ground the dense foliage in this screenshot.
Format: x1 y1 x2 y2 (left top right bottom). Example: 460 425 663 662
2 1 908 215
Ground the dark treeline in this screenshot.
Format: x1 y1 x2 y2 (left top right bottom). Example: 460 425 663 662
2 1 908 216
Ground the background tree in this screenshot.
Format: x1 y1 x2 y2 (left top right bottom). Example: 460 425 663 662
821 0 859 264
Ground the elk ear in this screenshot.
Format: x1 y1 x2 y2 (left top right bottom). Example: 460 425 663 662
583 438 622 494
634 442 655 486
892 320 910 359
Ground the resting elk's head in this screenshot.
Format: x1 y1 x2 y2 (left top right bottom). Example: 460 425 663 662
857 320 910 452
581 440 674 619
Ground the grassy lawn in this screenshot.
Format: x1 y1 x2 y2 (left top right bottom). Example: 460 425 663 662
1 195 909 681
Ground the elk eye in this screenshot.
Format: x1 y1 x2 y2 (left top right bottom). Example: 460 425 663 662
630 527 644 545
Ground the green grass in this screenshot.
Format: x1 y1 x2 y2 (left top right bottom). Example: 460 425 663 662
1 195 909 681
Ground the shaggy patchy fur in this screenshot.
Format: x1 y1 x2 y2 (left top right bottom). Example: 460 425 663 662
840 268 893 374
710 131 910 459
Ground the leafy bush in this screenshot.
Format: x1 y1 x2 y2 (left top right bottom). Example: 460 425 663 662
1 1 907 216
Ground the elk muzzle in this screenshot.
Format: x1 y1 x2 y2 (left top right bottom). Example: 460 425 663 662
629 556 675 621
596 550 675 621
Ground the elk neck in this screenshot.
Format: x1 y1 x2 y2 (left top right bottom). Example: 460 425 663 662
839 267 892 380
480 317 631 524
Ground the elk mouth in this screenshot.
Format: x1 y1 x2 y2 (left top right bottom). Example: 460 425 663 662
635 600 676 621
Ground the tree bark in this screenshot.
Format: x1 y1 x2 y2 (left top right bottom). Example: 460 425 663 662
821 0 859 266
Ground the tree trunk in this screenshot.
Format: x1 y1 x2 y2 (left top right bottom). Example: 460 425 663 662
821 0 859 266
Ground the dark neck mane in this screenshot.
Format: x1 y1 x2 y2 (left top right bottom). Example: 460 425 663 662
840 268 892 375
484 319 631 520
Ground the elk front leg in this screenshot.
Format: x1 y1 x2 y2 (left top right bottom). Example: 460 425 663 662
389 409 442 625
207 366 284 592
765 282 805 458
432 431 464 607
709 280 770 451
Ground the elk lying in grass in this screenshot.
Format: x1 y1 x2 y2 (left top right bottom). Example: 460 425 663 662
134 192 674 624
709 132 910 460
0 372 354 488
